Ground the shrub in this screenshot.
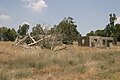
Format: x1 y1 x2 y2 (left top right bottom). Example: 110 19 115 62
71 65 87 73
0 70 8 80
35 61 46 69
15 70 31 79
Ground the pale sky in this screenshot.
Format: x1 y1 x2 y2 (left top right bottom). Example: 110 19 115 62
0 0 120 35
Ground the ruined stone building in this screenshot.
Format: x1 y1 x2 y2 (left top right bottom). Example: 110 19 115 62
78 36 117 47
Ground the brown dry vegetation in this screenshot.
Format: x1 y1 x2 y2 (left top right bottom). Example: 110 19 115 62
0 41 120 80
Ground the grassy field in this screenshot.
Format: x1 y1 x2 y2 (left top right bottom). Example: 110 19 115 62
0 42 120 80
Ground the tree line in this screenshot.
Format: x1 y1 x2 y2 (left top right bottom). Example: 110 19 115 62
0 14 120 44
0 17 79 44
87 14 120 41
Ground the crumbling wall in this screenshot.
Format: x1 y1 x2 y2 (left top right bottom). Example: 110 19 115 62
78 36 89 46
78 36 117 48
89 36 115 48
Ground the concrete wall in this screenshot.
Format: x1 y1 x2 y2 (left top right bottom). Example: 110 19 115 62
78 36 89 46
78 36 117 47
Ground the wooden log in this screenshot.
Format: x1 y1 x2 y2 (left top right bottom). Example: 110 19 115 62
15 36 28 46
28 34 36 43
28 35 52 46
53 44 66 51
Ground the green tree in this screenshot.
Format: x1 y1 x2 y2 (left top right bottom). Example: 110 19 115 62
86 31 95 36
104 24 111 37
31 24 44 36
113 24 120 41
109 14 117 26
95 30 106 37
51 17 79 44
49 25 57 34
86 14 117 37
0 27 8 40
3 28 17 41
0 27 17 41
17 24 29 36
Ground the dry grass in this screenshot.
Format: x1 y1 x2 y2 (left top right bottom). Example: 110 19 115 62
0 41 120 80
